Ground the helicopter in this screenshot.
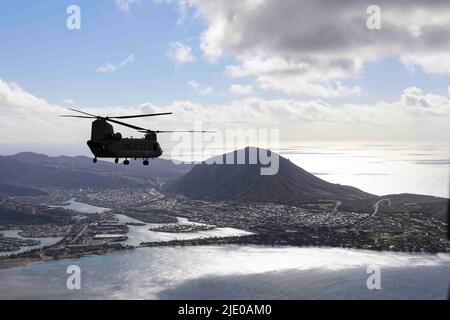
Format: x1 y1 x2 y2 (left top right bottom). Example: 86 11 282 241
61 108 211 165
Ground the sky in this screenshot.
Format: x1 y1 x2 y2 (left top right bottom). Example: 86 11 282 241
1 0 450 157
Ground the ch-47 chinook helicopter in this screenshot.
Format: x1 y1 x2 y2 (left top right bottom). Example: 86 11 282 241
61 108 211 166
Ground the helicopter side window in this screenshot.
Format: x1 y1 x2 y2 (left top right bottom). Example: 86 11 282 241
153 144 157 151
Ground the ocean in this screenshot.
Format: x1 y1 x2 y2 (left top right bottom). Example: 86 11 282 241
280 144 449 198
0 144 449 299
0 246 449 299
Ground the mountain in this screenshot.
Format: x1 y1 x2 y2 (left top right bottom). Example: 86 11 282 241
9 152 192 179
0 152 192 190
165 147 373 203
0 182 47 196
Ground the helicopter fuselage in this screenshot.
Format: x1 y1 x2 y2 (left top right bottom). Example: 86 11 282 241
87 119 162 161
87 137 162 159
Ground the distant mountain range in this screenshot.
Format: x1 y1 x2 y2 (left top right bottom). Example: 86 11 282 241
1 149 447 223
0 182 47 197
0 152 192 191
165 147 373 203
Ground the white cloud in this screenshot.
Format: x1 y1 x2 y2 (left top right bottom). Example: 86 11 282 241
225 54 363 97
96 63 117 73
160 0 450 97
96 54 135 73
0 80 48 109
0 79 81 145
401 52 450 74
187 80 199 88
168 42 196 64
154 0 193 24
119 54 135 67
115 0 139 12
1 79 449 151
188 81 213 95
258 76 361 97
229 84 253 95
62 99 75 106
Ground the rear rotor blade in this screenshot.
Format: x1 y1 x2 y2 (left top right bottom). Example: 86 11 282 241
106 118 147 131
137 130 215 134
155 130 216 133
109 112 172 119
66 108 98 117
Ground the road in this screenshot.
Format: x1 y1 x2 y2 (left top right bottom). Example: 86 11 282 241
372 198 391 218
71 225 89 244
332 200 343 212
357 198 391 225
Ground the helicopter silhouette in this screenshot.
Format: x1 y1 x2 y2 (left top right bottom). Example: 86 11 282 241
61 108 211 165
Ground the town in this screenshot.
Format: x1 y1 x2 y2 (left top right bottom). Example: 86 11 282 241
0 185 449 268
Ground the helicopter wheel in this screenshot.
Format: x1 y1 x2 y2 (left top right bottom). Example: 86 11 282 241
143 160 149 166
114 158 119 164
93 157 97 164
123 159 129 165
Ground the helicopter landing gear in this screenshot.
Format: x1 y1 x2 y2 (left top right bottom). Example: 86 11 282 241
123 159 129 165
114 158 119 164
93 157 97 163
143 159 149 166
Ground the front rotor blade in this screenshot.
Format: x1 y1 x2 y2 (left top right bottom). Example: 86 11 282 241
66 108 97 117
106 118 147 131
60 115 95 119
109 112 172 119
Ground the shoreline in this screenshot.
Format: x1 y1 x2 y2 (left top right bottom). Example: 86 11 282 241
0 243 134 269
2 235 449 270
1 194 448 269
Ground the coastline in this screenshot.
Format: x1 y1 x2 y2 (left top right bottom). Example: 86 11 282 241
2 233 449 270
